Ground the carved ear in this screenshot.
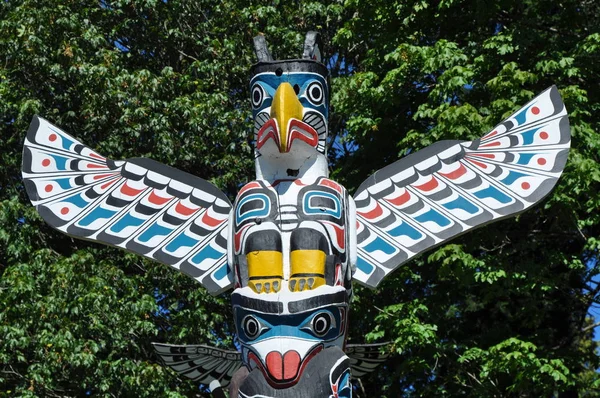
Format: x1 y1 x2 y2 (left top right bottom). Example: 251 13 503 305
253 34 273 62
303 31 322 62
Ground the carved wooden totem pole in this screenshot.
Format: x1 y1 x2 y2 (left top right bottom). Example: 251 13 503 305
22 32 571 397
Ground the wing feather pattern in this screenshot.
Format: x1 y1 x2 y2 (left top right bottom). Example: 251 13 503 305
22 116 233 294
152 343 242 387
353 86 571 287
345 343 390 377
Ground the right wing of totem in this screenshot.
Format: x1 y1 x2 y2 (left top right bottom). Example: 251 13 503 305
22 116 233 295
353 86 571 288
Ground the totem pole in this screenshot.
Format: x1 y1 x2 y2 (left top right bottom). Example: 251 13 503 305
22 32 570 397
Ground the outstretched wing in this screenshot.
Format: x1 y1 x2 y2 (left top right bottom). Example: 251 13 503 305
22 116 233 294
353 86 570 287
345 343 390 378
152 343 243 387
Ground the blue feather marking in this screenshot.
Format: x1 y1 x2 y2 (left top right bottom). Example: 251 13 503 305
356 256 375 274
363 236 396 255
387 221 422 240
79 206 117 226
138 222 173 243
165 232 198 253
49 127 74 150
501 170 528 185
62 193 89 208
473 185 512 203
213 264 229 280
514 105 532 126
49 154 69 170
415 209 451 227
53 178 73 189
443 195 479 214
519 127 539 145
516 153 535 165
190 244 223 265
110 213 145 233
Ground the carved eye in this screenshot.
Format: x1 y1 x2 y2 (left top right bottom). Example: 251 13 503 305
251 84 265 109
243 315 261 339
311 312 333 337
306 82 324 105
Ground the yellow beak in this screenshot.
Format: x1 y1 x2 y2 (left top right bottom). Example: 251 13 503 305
270 82 304 152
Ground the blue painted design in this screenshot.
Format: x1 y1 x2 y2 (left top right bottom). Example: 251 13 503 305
191 244 223 265
166 231 198 253
79 206 117 226
63 193 89 208
235 193 269 225
415 209 451 227
59 134 74 150
387 221 422 240
110 212 145 233
514 105 532 125
304 191 341 218
516 153 535 165
519 127 539 145
138 222 173 243
501 170 528 185
53 178 73 189
49 154 69 170
356 256 374 274
443 195 479 214
473 185 512 204
363 236 396 255
213 264 229 280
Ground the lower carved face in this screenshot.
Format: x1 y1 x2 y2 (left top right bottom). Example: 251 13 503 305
232 289 348 388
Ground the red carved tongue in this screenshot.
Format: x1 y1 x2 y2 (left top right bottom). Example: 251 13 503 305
265 350 301 381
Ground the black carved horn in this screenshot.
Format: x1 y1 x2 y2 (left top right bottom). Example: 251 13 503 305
253 34 273 62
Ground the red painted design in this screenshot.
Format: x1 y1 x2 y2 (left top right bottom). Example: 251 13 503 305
466 158 488 169
175 201 198 216
238 181 262 196
60 207 69 215
89 153 105 160
86 163 106 169
319 178 342 193
531 106 540 115
42 159 51 167
148 190 171 205
93 173 116 180
234 224 251 253
540 131 549 140
120 183 145 196
439 163 467 180
286 119 319 152
414 176 439 192
201 211 224 228
256 119 279 150
469 153 495 159
521 182 531 190
385 189 411 206
357 202 383 219
323 221 345 250
45 184 53 193
537 158 547 165
264 350 304 381
482 130 498 140
100 178 118 190
49 133 57 142
480 141 502 148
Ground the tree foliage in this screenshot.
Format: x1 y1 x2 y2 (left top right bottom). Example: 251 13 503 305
1 0 599 396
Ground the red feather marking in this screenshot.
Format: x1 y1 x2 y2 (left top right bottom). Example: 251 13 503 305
148 190 172 205
89 153 106 160
358 202 383 219
175 201 198 216
120 182 145 196
479 141 501 148
87 163 107 169
201 211 224 228
385 189 411 206
439 163 467 180
414 176 439 192
465 158 488 169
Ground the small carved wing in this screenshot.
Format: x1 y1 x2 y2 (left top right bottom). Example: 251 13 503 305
152 343 243 387
22 116 233 294
345 343 391 378
353 86 570 287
